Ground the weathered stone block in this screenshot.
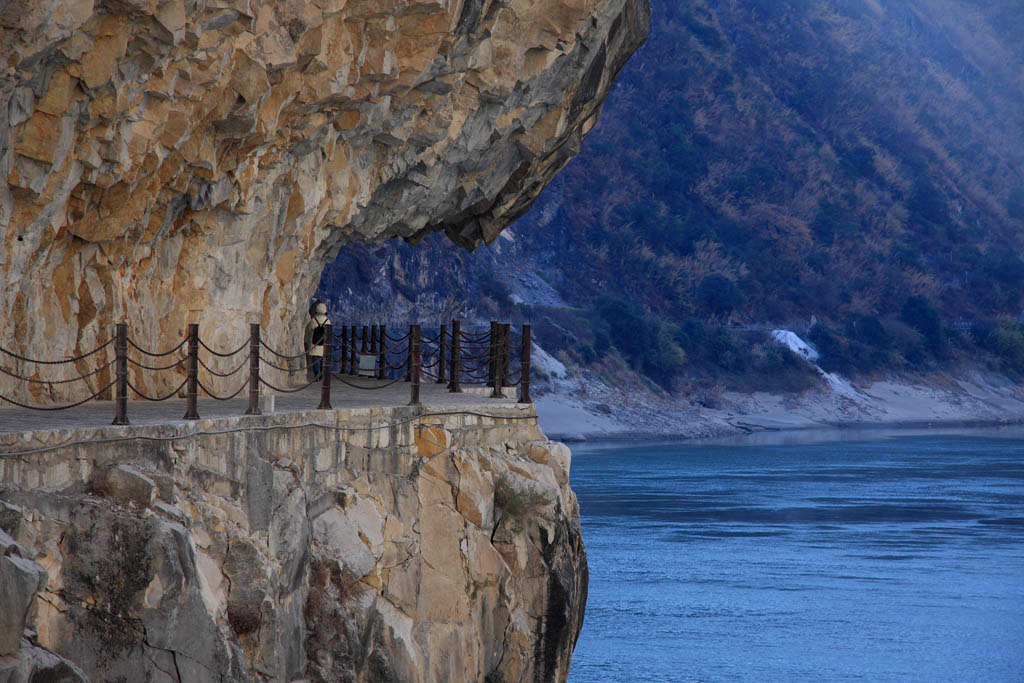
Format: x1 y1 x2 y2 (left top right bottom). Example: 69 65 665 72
90 464 157 507
0 655 24 683
525 442 551 465
0 408 583 682
454 454 492 528
0 503 23 538
4 643 89 683
313 508 375 581
0 530 27 560
224 540 267 635
0 555 47 656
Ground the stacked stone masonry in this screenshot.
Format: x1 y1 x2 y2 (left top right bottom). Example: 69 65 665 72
0 403 587 682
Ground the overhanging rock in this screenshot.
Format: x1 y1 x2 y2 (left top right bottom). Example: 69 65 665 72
0 0 650 401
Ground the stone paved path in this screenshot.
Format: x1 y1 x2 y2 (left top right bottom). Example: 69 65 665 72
0 378 519 436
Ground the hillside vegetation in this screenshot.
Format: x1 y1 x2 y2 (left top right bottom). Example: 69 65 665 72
320 0 1024 392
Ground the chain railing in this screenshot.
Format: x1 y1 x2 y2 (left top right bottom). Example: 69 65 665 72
0 319 534 425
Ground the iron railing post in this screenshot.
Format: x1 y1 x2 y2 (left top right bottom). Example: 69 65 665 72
360 325 368 354
349 324 356 374
491 325 504 398
246 323 261 415
448 319 461 393
377 324 387 380
404 323 412 382
349 325 357 375
502 322 511 386
339 324 348 375
520 324 532 404
318 324 333 410
409 323 421 406
436 324 447 384
112 322 129 425
488 321 497 388
370 324 378 357
183 323 199 420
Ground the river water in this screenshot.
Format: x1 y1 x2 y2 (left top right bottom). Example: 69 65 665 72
567 428 1024 682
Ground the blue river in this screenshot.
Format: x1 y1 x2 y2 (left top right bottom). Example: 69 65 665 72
567 428 1024 682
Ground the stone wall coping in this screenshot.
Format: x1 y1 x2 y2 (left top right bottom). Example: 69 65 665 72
0 402 540 457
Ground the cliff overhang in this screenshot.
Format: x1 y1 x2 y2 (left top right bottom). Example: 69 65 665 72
0 0 650 401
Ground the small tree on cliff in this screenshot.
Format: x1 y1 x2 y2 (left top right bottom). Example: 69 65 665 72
491 473 551 542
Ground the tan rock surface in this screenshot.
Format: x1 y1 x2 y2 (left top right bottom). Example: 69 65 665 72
0 407 587 682
0 0 649 401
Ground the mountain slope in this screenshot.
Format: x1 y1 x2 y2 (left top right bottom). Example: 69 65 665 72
319 0 1024 389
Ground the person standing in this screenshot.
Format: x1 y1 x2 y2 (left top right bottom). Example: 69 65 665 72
304 302 330 380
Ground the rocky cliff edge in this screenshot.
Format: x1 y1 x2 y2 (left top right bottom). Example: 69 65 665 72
0 407 586 682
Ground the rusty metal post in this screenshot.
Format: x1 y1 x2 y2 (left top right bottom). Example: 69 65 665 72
342 326 349 374
360 325 368 354
377 324 387 379
183 323 200 420
520 324 532 404
339 325 348 376
349 326 357 374
487 321 497 388
350 325 357 374
409 324 421 405
491 324 504 398
502 323 511 385
111 322 129 425
436 324 447 384
245 323 261 415
347 325 354 374
448 319 461 393
404 324 412 382
318 324 333 410
370 324 378 356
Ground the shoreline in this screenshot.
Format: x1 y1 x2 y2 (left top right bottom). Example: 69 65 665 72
545 415 1024 444
536 369 1024 445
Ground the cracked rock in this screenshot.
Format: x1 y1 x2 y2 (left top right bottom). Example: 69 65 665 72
2 421 586 682
0 551 47 657
0 0 649 403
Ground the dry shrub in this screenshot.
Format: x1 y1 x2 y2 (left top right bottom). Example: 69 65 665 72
493 473 551 534
304 559 367 633
693 379 725 409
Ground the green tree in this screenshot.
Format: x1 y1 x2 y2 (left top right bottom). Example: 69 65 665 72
809 324 856 375
645 324 688 388
908 178 949 226
597 296 652 363
697 275 745 316
901 295 945 356
986 318 1024 371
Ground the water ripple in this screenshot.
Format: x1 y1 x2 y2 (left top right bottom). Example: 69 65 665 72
569 432 1024 683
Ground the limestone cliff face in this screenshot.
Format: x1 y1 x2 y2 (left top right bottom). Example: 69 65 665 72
0 407 586 682
0 0 648 400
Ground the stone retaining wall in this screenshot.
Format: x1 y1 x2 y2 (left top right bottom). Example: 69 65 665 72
0 403 542 491
0 403 585 683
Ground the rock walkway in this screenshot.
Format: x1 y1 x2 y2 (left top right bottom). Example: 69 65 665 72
0 379 519 437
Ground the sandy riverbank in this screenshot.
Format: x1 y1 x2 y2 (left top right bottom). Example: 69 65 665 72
535 369 1024 442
